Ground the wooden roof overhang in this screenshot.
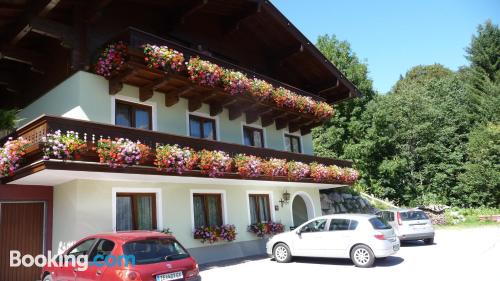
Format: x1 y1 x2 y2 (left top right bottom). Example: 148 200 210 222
107 28 326 135
0 0 360 110
0 115 353 185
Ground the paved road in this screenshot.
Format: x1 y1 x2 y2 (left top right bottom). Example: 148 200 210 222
200 226 500 281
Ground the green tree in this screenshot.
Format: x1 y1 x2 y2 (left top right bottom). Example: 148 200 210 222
456 123 500 207
464 20 500 122
346 65 476 206
313 34 376 159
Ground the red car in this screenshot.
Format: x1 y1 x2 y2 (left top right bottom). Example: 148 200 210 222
41 231 201 281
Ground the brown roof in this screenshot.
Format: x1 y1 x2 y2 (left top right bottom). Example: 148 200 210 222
0 0 359 109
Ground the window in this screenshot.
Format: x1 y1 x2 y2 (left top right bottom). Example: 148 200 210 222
249 194 271 223
189 115 216 140
89 239 115 262
68 239 96 258
400 211 429 221
115 100 152 130
284 134 301 153
123 238 189 264
377 211 395 222
193 193 222 228
329 219 358 231
243 126 264 147
116 193 157 231
300 219 327 233
369 217 392 230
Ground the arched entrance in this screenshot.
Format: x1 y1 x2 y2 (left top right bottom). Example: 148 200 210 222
290 192 315 227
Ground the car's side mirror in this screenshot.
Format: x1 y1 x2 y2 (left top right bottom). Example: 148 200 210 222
296 229 302 235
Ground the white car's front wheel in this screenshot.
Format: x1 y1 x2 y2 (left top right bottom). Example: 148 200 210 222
350 244 375 268
273 243 292 263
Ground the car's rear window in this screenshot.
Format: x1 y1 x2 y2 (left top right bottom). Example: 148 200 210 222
400 211 429 221
122 238 189 265
369 217 392 230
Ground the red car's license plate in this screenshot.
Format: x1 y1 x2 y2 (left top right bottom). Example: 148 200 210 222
156 271 183 281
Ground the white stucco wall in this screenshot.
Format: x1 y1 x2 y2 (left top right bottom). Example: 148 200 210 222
52 179 322 253
17 71 314 154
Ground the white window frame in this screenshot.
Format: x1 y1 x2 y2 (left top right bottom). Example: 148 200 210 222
282 128 304 153
241 121 267 148
189 189 227 230
245 190 275 225
111 187 163 231
111 94 158 131
186 110 220 141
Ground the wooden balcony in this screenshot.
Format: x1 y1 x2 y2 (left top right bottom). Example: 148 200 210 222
1 115 352 184
103 27 328 136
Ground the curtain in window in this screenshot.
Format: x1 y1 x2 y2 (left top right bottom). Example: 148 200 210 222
207 195 221 226
193 195 206 228
253 131 262 147
116 196 133 231
136 195 153 230
249 196 257 224
291 137 300 152
116 103 131 127
203 121 214 139
258 196 270 221
244 130 252 146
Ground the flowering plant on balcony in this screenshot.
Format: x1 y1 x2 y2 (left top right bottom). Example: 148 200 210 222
343 167 359 183
0 137 30 177
193 226 219 244
310 162 330 182
327 165 343 182
219 224 237 242
271 87 295 109
248 221 285 237
249 78 273 102
262 158 288 177
314 102 335 120
221 69 250 95
42 130 86 160
155 144 198 174
234 154 262 178
96 138 151 168
95 41 127 77
296 95 315 115
143 44 185 71
187 57 223 87
286 161 310 181
198 150 233 177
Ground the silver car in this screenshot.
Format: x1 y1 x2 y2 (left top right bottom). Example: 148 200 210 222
266 214 400 268
377 209 435 244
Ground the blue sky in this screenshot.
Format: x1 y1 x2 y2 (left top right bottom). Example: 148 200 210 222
272 0 500 93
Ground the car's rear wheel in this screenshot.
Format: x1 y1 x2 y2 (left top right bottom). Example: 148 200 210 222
273 243 292 263
424 238 434 245
351 244 375 268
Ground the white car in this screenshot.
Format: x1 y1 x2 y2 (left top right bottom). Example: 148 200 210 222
266 214 400 267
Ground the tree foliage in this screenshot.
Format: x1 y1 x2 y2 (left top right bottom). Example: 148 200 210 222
313 34 376 158
314 21 500 207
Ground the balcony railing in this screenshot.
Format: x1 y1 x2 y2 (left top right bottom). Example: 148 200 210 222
2 115 353 184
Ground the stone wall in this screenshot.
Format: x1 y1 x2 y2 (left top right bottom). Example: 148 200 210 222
320 190 377 215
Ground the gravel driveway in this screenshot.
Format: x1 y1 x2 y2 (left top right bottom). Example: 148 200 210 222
200 226 500 281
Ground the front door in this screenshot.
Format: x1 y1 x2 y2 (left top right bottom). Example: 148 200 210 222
0 202 45 281
292 218 328 257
